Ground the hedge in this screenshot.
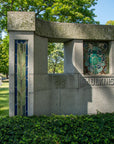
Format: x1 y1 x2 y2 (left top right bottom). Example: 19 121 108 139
0 113 114 144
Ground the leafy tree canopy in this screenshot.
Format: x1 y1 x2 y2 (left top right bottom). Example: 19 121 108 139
106 20 114 25
0 35 9 77
0 0 99 33
48 43 64 73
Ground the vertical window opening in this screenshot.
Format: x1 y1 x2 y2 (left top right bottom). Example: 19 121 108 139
48 43 64 74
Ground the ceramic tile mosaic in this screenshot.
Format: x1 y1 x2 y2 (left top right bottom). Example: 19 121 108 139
84 41 109 75
15 40 28 116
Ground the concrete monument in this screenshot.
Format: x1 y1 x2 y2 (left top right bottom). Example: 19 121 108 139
7 12 114 116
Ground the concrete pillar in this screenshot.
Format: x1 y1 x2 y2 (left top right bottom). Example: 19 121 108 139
34 35 48 114
9 32 15 116
64 40 83 74
9 32 34 116
110 41 114 75
34 35 48 74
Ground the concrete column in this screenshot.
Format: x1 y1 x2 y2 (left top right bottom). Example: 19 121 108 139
109 41 114 75
34 35 48 74
64 40 83 74
9 33 15 116
34 35 48 114
9 32 34 116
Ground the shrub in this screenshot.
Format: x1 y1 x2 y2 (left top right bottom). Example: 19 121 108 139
0 113 114 144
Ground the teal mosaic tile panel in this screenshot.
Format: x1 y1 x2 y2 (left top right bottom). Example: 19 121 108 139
84 41 109 75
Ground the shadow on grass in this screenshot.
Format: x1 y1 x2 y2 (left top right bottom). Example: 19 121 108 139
0 83 9 117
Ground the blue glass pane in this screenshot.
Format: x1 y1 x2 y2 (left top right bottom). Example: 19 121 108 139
15 40 28 116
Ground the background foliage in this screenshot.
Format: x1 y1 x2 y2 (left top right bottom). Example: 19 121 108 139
48 43 64 73
106 20 114 25
0 35 9 77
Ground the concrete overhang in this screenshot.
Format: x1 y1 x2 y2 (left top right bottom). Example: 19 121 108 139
7 12 114 42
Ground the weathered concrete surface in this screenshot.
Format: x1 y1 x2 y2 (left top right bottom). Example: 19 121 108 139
7 12 35 31
34 35 48 74
64 40 83 74
36 19 114 42
88 87 114 114
7 12 114 42
9 32 34 116
34 74 91 115
34 74 114 116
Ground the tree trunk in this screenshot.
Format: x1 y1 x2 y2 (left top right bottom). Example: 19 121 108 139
6 73 8 79
53 64 56 74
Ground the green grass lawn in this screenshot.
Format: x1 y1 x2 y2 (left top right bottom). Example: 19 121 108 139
0 82 114 143
0 82 9 117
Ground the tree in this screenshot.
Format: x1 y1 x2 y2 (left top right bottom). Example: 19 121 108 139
0 35 9 78
106 20 114 25
0 0 99 33
48 43 64 73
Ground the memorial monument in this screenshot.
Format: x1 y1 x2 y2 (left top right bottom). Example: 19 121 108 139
7 12 114 116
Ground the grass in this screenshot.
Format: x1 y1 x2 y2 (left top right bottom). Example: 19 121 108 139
0 82 9 117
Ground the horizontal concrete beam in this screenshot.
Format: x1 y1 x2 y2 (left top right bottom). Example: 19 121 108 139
36 19 114 42
7 12 114 42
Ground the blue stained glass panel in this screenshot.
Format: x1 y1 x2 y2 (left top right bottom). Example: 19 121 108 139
15 40 28 116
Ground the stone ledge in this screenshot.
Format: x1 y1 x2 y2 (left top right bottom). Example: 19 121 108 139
36 19 114 42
